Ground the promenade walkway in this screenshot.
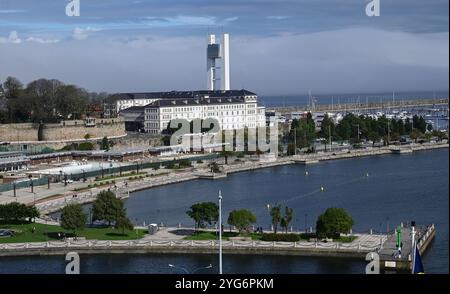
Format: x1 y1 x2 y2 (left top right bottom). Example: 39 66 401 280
0 226 386 257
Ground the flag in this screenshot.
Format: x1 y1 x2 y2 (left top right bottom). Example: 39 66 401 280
412 244 425 274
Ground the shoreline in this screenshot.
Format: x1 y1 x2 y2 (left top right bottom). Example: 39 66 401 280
34 142 448 215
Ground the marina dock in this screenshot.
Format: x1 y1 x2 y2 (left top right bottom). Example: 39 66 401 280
270 98 449 114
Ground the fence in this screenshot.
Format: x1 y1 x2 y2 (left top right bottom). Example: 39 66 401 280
0 239 380 252
0 154 219 193
0 176 49 193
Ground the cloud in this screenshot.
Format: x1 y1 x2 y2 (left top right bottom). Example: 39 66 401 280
72 27 101 40
144 15 238 27
0 9 27 14
145 15 216 27
267 16 292 20
0 28 447 95
26 37 60 44
0 31 22 44
224 16 239 23
0 31 59 44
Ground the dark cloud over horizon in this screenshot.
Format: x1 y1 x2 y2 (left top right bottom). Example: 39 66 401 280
0 0 448 95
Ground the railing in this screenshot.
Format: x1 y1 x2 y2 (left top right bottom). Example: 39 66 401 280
0 239 380 252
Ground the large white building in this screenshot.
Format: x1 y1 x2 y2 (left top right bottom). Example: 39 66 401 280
142 90 266 134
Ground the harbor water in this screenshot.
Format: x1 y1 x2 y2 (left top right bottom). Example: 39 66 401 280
1 149 448 274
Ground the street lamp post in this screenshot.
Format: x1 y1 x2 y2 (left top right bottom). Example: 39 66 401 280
304 214 307 233
218 190 223 275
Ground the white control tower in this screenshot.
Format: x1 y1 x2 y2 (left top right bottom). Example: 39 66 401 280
206 33 230 91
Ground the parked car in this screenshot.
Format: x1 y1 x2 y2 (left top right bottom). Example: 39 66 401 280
0 229 13 237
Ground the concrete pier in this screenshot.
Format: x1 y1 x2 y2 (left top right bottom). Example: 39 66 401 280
379 224 436 272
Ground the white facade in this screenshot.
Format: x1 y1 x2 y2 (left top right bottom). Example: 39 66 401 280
144 94 266 134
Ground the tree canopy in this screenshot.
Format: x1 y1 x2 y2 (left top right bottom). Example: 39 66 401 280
92 190 127 226
0 202 39 222
0 76 93 123
186 202 219 229
227 209 257 233
270 204 282 234
60 203 87 235
316 207 354 238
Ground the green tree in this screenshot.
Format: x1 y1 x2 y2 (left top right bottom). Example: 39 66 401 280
410 129 422 143
291 113 316 149
186 202 219 229
316 207 354 239
26 206 40 222
270 204 282 234
287 143 296 156
209 162 222 173
0 202 38 222
227 209 257 234
100 136 110 151
367 131 381 147
114 216 134 234
60 203 87 236
318 114 335 151
3 76 23 99
280 206 294 233
92 190 126 226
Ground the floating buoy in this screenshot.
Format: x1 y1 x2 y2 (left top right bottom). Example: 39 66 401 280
320 186 325 192
305 171 309 176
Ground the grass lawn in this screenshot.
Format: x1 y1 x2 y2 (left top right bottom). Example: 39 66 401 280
0 221 147 244
183 231 358 243
94 172 148 182
183 231 263 241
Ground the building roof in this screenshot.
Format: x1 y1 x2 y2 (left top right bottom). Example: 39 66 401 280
112 89 256 101
145 96 251 108
120 106 146 112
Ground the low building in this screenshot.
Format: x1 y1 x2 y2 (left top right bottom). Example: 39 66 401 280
0 152 29 172
119 106 145 132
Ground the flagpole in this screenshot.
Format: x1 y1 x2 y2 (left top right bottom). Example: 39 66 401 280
218 190 223 275
411 222 416 274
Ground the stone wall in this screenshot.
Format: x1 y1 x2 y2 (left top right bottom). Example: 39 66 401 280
0 123 39 142
0 118 126 143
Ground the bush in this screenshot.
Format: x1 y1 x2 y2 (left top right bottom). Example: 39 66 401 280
165 162 176 169
0 202 40 222
179 159 192 168
77 142 95 151
299 233 316 240
197 160 204 164
261 233 301 242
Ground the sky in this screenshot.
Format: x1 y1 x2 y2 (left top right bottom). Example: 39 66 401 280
0 0 448 95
